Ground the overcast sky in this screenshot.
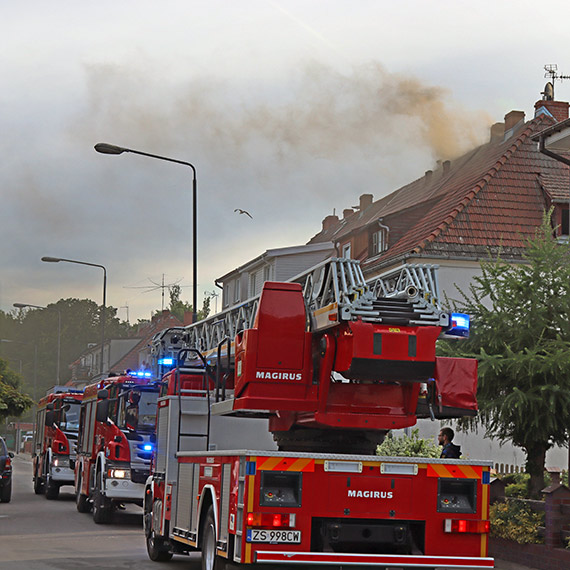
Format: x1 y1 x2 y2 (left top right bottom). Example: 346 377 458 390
2 1 568 324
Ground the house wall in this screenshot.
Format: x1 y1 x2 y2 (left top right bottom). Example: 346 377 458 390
108 339 140 373
274 250 333 281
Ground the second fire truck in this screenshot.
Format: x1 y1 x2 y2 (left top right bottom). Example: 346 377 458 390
74 371 160 523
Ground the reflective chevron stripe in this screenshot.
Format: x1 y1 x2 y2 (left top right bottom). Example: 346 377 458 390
256 457 315 472
427 464 483 479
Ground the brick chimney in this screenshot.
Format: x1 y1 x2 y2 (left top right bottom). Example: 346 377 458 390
424 170 433 183
504 110 525 132
490 122 505 142
343 208 354 219
322 214 339 232
442 160 451 174
534 99 569 122
359 194 373 211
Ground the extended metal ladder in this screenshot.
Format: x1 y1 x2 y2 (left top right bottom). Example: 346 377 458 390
150 259 450 365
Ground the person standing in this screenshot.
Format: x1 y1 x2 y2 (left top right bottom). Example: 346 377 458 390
438 427 461 459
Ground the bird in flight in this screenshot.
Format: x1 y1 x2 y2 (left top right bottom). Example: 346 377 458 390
234 208 253 219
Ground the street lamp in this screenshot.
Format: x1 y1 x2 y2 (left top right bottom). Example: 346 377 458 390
41 256 107 378
13 303 62 383
94 142 198 322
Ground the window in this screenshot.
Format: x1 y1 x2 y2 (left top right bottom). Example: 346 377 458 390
372 228 388 255
263 265 271 282
342 242 352 259
250 272 257 297
234 278 240 303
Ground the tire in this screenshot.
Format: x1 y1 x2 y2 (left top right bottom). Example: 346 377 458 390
201 506 225 570
92 473 112 524
0 481 11 503
45 472 60 500
145 499 173 562
76 475 91 513
33 467 44 495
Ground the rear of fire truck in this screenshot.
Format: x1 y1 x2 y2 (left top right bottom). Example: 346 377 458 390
143 259 493 568
74 372 160 523
32 388 83 499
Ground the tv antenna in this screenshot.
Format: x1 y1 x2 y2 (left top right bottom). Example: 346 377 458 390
544 64 570 100
124 274 189 312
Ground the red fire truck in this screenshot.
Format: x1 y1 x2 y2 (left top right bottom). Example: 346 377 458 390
144 260 493 569
32 387 83 500
74 371 161 523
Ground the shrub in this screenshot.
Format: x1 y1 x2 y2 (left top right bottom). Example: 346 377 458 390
505 482 528 498
376 428 441 458
490 499 544 544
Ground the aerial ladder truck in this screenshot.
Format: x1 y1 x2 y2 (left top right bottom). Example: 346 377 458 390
144 259 492 569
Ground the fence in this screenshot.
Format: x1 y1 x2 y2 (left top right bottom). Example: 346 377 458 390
489 471 570 569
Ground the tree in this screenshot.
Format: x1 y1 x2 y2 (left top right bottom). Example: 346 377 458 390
440 212 570 497
168 285 211 322
0 359 34 421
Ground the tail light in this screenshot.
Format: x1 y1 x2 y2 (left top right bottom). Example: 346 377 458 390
444 519 490 534
246 512 296 528
5 456 11 469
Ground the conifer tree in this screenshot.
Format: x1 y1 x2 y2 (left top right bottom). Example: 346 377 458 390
441 212 570 497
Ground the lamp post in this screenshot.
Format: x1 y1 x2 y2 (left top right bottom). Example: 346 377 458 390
41 257 107 378
13 303 62 383
94 142 198 323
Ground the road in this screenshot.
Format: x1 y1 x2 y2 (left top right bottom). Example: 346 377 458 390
0 454 534 570
0 454 199 570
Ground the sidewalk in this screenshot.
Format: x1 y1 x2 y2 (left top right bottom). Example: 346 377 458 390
494 561 539 570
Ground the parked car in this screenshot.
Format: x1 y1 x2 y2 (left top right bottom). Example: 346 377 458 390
0 436 14 502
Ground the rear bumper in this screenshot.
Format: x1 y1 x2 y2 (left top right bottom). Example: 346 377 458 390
255 551 494 568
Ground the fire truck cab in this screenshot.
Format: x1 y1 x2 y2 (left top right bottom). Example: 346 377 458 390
32 388 83 500
74 372 160 523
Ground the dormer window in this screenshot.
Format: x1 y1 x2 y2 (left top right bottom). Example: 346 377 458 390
552 204 569 240
342 242 352 259
371 227 388 255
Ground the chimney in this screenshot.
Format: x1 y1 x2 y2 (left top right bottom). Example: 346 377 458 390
490 122 505 142
322 214 339 232
442 160 451 174
425 170 433 183
343 208 354 219
359 194 373 211
504 110 525 132
534 99 569 122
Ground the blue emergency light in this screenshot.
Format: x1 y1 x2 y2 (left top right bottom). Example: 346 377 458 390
446 313 470 338
158 357 174 366
127 370 152 378
143 443 153 452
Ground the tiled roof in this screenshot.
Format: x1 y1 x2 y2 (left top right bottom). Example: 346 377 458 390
309 112 570 274
111 312 184 373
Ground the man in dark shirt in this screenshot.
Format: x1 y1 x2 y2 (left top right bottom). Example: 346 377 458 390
438 427 461 459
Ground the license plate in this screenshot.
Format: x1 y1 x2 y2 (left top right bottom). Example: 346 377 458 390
246 529 301 543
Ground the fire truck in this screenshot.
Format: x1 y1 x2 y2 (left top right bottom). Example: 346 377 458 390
32 387 83 500
144 259 493 569
74 371 161 523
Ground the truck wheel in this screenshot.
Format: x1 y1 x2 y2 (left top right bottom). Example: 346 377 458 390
45 473 60 500
92 474 112 524
75 476 91 513
144 497 173 562
33 467 44 495
0 481 11 503
201 506 226 570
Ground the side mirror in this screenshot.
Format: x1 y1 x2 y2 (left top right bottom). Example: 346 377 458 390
8 452 14 459
96 398 110 423
97 389 109 400
46 402 54 411
45 410 55 427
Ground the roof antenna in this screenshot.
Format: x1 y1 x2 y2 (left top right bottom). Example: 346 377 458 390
544 64 570 100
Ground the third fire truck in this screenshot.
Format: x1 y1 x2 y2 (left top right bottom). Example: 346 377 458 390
74 371 160 523
33 387 83 500
144 259 493 569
